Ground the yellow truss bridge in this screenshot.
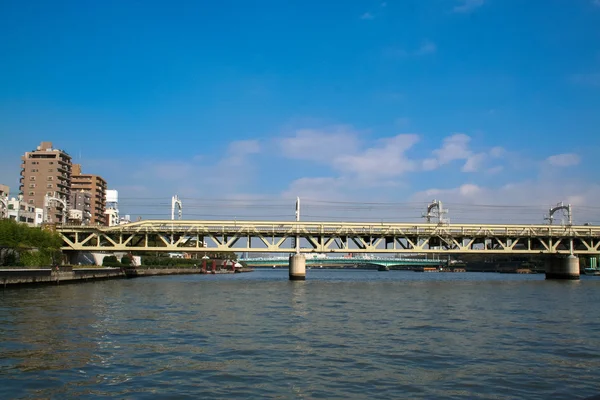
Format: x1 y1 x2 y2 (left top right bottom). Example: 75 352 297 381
56 220 600 255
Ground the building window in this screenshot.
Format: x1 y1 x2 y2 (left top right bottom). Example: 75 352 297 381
47 184 53 188
29 176 35 181
47 192 53 196
28 191 34 196
47 176 53 181
49 162 54 165
28 200 34 204
48 169 53 172
29 184 35 188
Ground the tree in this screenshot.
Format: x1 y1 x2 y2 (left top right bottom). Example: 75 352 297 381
102 255 120 267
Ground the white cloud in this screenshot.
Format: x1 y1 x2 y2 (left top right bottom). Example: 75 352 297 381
282 177 348 201
486 165 504 174
459 183 482 196
547 153 581 167
333 134 419 179
278 126 360 163
422 158 439 171
423 134 505 173
435 133 471 163
360 12 374 20
453 0 485 13
433 133 472 164
489 146 505 158
227 140 260 156
462 153 486 172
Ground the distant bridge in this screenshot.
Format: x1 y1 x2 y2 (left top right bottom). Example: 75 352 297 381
240 257 444 268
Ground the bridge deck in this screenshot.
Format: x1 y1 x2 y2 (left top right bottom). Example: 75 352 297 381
56 220 600 255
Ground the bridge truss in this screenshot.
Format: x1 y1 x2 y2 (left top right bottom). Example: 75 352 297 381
57 220 600 255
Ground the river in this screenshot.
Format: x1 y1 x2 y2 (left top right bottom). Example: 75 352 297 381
1 269 599 399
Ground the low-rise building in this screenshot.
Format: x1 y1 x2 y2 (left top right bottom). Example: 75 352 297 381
6 195 43 226
104 189 119 226
0 184 9 219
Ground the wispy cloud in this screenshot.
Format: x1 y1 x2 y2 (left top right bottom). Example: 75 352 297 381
360 12 374 20
278 126 360 163
333 134 419 179
593 0 600 7
570 73 600 87
384 40 437 58
415 40 437 56
453 0 485 13
422 133 505 173
547 153 581 167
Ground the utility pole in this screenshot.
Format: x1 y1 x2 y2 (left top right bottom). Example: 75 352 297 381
422 199 449 224
171 195 182 220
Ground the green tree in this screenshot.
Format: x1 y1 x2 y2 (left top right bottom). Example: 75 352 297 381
102 255 120 267
0 220 62 266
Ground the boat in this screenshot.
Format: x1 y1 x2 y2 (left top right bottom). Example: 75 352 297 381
377 265 390 271
583 267 600 276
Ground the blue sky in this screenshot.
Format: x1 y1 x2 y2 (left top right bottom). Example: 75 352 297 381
1 0 599 223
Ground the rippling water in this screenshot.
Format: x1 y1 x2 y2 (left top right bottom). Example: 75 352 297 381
1 270 600 399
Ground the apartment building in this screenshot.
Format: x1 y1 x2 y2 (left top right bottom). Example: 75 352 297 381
20 142 72 223
69 190 92 225
71 164 107 225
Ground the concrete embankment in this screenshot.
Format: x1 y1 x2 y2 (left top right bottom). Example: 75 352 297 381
0 265 252 287
0 266 124 287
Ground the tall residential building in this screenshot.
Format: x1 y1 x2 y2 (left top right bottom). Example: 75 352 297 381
20 141 72 224
71 164 107 225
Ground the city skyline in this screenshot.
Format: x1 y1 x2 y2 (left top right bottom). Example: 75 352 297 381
1 1 599 222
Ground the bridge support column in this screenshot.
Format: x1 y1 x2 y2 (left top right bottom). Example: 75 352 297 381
545 255 580 280
289 254 306 281
202 260 207 273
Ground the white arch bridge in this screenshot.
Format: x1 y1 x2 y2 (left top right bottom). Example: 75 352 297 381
56 220 600 255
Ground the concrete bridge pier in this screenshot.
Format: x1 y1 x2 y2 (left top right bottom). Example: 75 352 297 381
545 255 580 280
289 254 306 281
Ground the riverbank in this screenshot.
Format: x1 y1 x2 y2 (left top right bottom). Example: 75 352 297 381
0 265 253 287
